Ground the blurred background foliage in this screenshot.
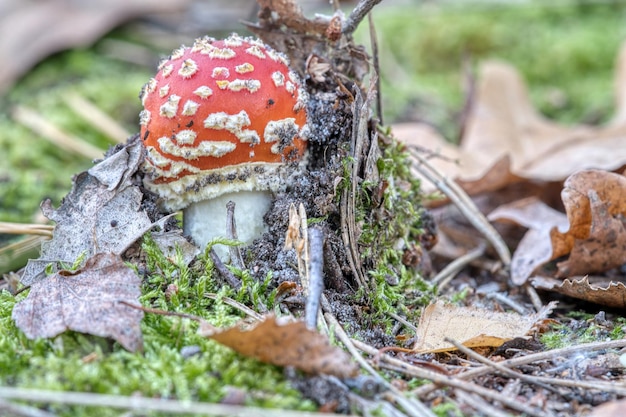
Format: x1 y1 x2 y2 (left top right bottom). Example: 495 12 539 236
1 0 625 226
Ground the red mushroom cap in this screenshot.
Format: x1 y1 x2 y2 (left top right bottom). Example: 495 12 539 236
139 34 308 211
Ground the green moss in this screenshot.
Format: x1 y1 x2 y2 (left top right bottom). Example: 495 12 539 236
432 401 464 417
540 317 625 350
355 130 434 327
0 236 315 416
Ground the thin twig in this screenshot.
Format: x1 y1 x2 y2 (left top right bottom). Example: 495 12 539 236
0 222 54 237
325 314 436 417
0 398 57 417
485 292 527 314
445 338 560 394
387 312 418 333
0 387 352 417
431 242 485 288
340 87 371 290
64 92 130 143
368 13 383 124
225 201 245 269
526 285 544 311
351 339 553 417
299 203 309 289
209 248 242 291
454 390 511 417
409 148 511 266
305 227 324 330
447 337 626 396
11 105 104 160
342 0 383 34
414 338 626 397
204 293 263 321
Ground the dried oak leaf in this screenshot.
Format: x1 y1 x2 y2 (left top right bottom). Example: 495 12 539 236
397 40 626 195
588 399 626 417
488 170 626 283
488 196 569 285
198 314 358 378
551 170 626 277
21 139 152 286
413 300 556 353
12 252 143 352
532 276 626 309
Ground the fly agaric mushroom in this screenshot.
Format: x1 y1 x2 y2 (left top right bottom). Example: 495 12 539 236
139 34 308 253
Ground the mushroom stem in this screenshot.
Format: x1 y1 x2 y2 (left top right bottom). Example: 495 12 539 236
183 190 273 260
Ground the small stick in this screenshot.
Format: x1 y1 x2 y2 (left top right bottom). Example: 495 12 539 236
454 390 511 417
64 92 130 143
305 227 324 330
368 13 383 125
325 314 436 417
409 148 511 266
431 242 485 288
0 222 54 237
0 398 57 417
0 387 351 417
386 312 418 333
204 293 263 321
225 201 244 269
11 105 104 160
485 292 527 314
415 338 626 397
446 337 626 396
526 285 544 311
351 339 552 417
299 203 309 289
342 0 383 35
208 248 242 291
445 337 559 394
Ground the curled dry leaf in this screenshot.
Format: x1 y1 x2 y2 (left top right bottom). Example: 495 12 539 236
198 314 358 378
12 253 144 352
413 300 556 353
21 139 153 286
489 170 626 284
551 170 626 277
532 276 626 309
488 196 569 285
397 40 626 195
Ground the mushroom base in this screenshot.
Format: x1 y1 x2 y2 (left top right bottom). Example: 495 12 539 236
183 190 273 260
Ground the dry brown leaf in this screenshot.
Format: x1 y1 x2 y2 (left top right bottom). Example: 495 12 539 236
488 170 626 284
198 315 358 378
532 276 626 309
551 170 626 277
588 399 626 417
21 139 153 286
488 197 569 285
397 40 626 195
12 252 143 352
0 0 189 92
413 300 555 353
